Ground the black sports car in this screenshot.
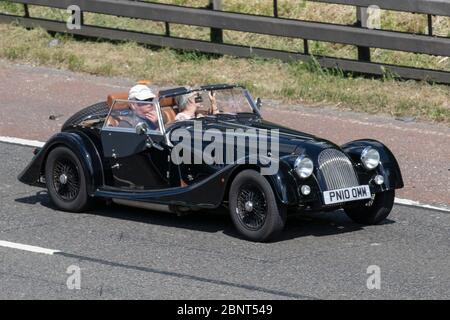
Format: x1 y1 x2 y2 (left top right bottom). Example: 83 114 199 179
19 84 403 242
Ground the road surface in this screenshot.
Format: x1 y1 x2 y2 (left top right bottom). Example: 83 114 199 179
0 142 448 299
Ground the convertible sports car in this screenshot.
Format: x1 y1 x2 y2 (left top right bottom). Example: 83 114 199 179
19 84 403 242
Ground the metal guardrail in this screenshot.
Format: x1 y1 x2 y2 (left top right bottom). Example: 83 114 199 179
1 0 449 83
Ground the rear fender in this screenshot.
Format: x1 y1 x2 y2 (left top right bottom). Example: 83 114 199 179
18 132 104 196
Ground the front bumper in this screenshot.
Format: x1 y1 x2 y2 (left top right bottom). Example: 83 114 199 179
291 168 392 211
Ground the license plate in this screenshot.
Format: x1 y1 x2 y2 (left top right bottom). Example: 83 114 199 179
323 185 371 205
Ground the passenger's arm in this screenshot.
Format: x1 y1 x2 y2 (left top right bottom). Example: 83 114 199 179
209 91 219 115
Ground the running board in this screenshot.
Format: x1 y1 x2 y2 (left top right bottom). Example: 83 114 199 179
112 199 173 213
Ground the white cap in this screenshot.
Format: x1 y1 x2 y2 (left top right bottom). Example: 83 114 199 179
128 84 156 101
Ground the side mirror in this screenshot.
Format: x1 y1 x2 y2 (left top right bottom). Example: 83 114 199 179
256 97 262 111
135 122 148 135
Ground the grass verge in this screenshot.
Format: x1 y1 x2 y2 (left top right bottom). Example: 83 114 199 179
0 22 449 124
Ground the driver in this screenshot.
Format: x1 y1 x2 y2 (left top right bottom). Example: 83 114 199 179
128 84 159 131
175 91 218 121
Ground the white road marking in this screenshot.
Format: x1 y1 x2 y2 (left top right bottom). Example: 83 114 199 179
1 136 449 213
0 136 45 148
394 198 450 213
0 240 60 255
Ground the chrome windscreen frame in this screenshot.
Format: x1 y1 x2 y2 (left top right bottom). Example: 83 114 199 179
243 89 262 117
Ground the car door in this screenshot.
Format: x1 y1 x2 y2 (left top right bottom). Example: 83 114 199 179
100 99 172 190
167 119 225 187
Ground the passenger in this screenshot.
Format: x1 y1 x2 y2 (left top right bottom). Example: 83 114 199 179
175 91 218 121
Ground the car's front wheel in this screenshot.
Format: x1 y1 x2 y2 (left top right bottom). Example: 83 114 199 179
344 190 395 225
229 170 286 242
45 146 91 212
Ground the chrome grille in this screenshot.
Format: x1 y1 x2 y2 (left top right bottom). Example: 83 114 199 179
318 149 359 190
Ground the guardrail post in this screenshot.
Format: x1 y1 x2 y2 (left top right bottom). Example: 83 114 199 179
23 4 29 17
209 0 223 43
273 0 278 18
356 6 371 62
165 22 170 36
427 14 433 36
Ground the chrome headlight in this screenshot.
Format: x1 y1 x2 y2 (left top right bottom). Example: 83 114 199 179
361 147 380 170
294 156 314 179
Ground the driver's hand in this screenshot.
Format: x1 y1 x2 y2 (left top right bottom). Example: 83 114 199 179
138 105 158 124
145 111 158 124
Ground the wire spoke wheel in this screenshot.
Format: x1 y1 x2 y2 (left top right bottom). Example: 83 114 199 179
236 183 267 231
45 146 92 212
52 157 80 201
229 170 286 242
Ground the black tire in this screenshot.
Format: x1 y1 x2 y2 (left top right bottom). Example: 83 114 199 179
344 190 395 225
45 146 92 212
61 101 109 131
229 170 286 242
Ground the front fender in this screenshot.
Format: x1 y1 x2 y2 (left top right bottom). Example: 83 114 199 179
341 139 404 190
18 131 104 196
234 154 299 206
265 160 299 206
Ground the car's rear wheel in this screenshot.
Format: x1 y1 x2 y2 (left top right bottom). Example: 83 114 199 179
229 170 286 242
45 146 91 212
344 190 395 225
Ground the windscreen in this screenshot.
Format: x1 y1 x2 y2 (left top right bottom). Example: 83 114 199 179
193 87 255 115
104 100 162 133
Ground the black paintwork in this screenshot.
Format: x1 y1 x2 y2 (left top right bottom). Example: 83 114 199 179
18 85 403 212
